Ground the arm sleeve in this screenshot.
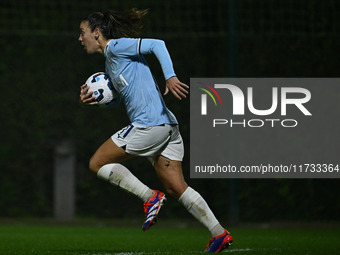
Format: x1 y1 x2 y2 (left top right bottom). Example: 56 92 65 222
139 39 176 80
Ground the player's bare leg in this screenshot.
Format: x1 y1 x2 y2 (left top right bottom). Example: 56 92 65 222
89 138 134 172
153 156 188 199
154 156 232 252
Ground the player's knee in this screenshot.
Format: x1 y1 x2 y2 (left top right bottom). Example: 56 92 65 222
89 156 101 173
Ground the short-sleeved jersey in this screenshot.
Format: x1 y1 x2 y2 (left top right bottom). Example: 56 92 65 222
104 38 178 126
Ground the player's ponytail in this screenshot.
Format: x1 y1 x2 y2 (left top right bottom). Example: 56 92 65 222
83 8 148 39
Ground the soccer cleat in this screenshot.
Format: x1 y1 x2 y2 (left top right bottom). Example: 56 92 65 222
142 190 166 231
204 229 233 253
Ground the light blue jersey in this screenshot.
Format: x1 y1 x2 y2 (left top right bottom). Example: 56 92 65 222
104 38 178 126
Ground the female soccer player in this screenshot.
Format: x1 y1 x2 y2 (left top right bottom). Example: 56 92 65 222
78 9 232 253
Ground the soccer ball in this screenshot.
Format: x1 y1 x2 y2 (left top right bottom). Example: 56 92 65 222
84 72 116 106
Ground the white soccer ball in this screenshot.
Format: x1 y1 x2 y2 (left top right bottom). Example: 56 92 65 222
84 72 116 106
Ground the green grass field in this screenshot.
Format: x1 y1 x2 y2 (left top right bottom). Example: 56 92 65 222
0 221 339 255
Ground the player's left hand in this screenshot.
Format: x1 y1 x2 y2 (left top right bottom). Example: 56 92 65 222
164 76 189 100
80 84 98 106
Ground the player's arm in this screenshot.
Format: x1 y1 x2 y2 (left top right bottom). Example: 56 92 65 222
139 39 189 100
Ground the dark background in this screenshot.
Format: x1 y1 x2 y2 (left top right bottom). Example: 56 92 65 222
0 0 339 223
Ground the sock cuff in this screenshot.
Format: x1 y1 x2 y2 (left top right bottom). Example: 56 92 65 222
179 186 219 231
178 186 201 209
97 164 115 181
97 163 151 202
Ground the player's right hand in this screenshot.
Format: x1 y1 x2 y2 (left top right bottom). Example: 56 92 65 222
79 84 98 106
164 76 189 100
